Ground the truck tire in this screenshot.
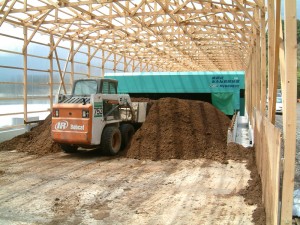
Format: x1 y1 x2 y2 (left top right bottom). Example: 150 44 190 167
120 124 135 149
60 144 78 153
101 126 121 155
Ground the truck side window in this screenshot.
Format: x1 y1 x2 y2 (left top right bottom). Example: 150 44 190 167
102 81 117 94
102 81 109 94
109 82 117 94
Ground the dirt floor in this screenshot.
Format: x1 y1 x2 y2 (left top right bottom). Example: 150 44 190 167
0 98 265 224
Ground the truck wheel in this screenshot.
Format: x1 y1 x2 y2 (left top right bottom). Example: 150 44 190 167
120 124 135 149
60 144 78 153
101 126 121 155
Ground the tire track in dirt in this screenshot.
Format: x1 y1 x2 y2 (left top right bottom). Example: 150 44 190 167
0 154 110 204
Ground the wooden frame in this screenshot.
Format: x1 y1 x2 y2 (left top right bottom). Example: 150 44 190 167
0 1 298 224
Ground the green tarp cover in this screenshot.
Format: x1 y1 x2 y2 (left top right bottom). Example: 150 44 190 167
212 92 234 115
105 72 245 115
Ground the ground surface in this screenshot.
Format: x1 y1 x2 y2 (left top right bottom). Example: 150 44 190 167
0 98 264 224
0 150 256 225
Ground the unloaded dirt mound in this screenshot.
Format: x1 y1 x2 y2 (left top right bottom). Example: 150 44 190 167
0 115 61 155
126 98 231 161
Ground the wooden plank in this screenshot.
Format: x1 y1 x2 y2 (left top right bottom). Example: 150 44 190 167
88 45 91 78
70 40 74 86
52 37 67 94
279 19 286 136
49 34 53 110
260 10 267 116
23 26 28 123
0 0 17 27
22 9 52 52
255 7 261 112
255 110 281 225
267 0 275 121
101 50 105 77
269 0 281 124
281 0 297 224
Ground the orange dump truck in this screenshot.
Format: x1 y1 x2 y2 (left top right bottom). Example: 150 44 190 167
51 78 147 155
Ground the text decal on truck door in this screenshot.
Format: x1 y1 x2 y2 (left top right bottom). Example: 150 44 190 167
94 101 103 118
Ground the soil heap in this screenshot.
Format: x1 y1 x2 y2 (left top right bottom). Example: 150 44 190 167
125 98 265 224
0 115 61 155
126 98 231 161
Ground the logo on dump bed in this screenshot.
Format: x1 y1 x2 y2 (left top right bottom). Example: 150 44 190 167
55 121 68 130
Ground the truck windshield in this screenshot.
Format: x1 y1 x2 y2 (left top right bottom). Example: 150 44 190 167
73 80 97 96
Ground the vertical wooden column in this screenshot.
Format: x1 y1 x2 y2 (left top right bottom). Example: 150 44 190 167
260 10 267 116
70 40 74 86
101 50 105 77
269 0 281 124
250 53 254 123
280 0 297 223
88 45 91 78
279 19 286 136
245 59 252 120
245 68 249 117
124 56 127 72
267 0 275 121
113 53 116 73
23 26 28 123
49 34 53 110
255 7 261 112
132 59 135 72
251 50 255 116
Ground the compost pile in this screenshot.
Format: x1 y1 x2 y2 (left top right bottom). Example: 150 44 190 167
125 98 265 225
0 114 61 155
126 98 231 161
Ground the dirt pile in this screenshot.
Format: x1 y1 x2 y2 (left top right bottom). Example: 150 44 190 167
125 98 265 224
0 114 62 155
126 98 231 161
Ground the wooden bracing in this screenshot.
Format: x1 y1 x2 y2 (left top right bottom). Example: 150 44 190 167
0 0 262 71
0 1 298 224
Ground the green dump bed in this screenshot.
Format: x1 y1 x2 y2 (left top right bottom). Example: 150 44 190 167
105 71 245 116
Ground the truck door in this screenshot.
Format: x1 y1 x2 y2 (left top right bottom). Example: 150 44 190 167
101 80 120 120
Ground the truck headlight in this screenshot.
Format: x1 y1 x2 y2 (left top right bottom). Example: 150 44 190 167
53 109 59 117
82 110 89 118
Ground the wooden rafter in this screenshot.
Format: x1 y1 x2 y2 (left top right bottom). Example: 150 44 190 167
0 0 261 71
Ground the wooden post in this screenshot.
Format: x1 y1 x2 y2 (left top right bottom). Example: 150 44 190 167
280 0 297 224
124 55 127 72
23 26 28 123
113 53 116 73
260 10 267 116
269 0 281 124
49 34 53 110
71 40 74 86
88 45 91 78
267 0 275 121
279 19 286 136
101 50 105 77
255 7 261 112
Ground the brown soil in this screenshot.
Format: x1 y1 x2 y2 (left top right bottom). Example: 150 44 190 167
125 98 265 225
0 114 61 155
126 98 230 161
